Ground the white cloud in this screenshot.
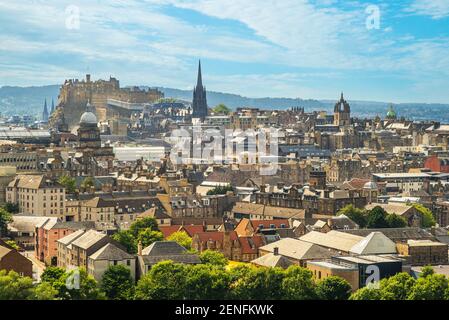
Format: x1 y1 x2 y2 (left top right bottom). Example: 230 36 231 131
407 0 449 19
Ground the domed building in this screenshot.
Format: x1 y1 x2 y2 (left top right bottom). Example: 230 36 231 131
77 101 101 149
74 101 114 176
362 180 378 204
386 104 397 120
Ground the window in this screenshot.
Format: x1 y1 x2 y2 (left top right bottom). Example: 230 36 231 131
127 260 131 266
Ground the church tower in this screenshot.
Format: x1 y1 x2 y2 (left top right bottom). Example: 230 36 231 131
50 98 55 115
42 99 49 122
334 92 351 126
191 60 208 120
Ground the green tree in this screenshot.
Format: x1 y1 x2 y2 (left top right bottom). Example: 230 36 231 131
58 175 76 193
59 268 105 300
212 104 231 115
282 266 317 300
32 282 58 300
316 276 352 300
420 265 435 278
101 265 135 300
80 177 95 190
199 250 228 268
0 207 12 237
408 274 448 300
385 214 407 228
135 261 187 300
349 286 382 300
337 204 367 228
366 206 389 229
207 185 233 195
137 229 163 248
230 267 285 300
0 270 35 300
379 272 415 300
112 230 137 254
167 231 192 250
3 202 19 214
184 264 230 300
413 204 436 228
5 240 20 250
129 217 159 237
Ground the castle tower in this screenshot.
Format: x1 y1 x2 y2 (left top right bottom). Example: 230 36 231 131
334 92 351 126
191 60 208 121
42 99 49 122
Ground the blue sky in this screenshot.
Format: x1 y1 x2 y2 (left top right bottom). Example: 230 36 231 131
1 0 449 103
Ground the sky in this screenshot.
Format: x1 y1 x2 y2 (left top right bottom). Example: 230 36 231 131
1 0 449 103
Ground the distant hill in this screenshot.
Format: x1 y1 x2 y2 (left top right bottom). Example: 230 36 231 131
1 84 449 122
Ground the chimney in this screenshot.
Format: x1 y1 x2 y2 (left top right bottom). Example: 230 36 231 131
273 247 279 256
137 241 143 256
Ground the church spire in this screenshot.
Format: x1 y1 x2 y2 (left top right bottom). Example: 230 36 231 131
51 98 55 114
42 98 49 122
196 60 203 88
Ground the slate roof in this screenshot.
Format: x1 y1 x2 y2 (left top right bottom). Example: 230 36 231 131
341 227 435 242
71 229 107 250
89 243 134 261
300 231 364 252
140 241 200 265
259 238 333 261
251 253 294 269
349 232 397 255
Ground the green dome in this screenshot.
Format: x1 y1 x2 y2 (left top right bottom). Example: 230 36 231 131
386 105 397 119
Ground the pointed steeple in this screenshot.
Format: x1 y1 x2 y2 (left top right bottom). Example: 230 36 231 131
340 92 344 101
196 60 203 88
42 98 49 121
51 98 55 114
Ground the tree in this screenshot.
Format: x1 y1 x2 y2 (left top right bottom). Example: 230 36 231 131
59 268 105 300
58 175 76 193
0 207 12 237
32 282 58 300
413 204 436 228
135 261 187 300
349 286 382 300
3 202 19 214
137 229 163 248
199 250 228 268
316 276 352 300
80 177 95 191
101 265 135 300
129 217 159 237
385 214 407 228
207 185 233 195
212 104 231 115
167 231 192 250
112 217 160 254
420 265 435 278
408 274 448 300
366 206 389 229
230 267 285 300
281 266 317 300
5 240 20 251
184 264 230 300
379 273 415 300
338 204 367 228
112 230 137 254
0 270 35 300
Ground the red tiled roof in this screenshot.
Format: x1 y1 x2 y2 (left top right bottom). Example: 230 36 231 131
194 231 265 254
182 225 206 237
159 226 182 239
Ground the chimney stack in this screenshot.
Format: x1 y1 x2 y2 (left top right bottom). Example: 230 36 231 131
273 247 279 256
137 241 143 256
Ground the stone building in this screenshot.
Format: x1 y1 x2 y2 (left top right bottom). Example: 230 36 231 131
50 74 163 129
6 175 66 218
